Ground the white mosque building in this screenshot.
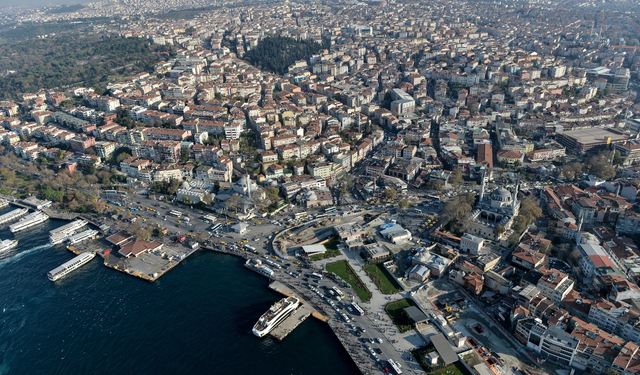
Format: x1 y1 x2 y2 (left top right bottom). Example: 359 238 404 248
467 170 521 240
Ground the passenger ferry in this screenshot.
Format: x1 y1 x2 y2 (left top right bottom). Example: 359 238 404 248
47 252 95 281
66 229 99 245
9 211 49 233
0 239 18 253
49 219 88 245
252 296 300 337
0 208 28 225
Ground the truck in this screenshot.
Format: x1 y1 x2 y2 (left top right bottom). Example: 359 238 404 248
177 235 187 243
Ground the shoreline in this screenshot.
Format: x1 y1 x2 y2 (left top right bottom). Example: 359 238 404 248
205 245 371 375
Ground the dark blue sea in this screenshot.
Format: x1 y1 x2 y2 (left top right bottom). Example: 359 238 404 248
0 207 359 375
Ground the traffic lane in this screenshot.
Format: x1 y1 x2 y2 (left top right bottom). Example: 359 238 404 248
348 310 410 370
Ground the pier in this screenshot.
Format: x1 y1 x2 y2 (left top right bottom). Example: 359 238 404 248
267 281 329 341
269 304 312 341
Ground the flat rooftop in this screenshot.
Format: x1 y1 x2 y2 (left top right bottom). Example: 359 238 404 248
561 128 629 144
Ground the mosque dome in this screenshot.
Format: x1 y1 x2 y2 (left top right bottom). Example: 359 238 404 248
491 188 512 202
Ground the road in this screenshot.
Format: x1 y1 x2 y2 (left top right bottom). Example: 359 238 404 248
102 192 437 374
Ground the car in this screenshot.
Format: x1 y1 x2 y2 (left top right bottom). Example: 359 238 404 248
358 326 366 333
376 338 383 343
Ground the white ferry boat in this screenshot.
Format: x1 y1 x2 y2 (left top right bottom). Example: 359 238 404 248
66 229 99 245
0 208 28 225
0 239 18 253
49 219 88 245
47 252 95 281
252 296 300 338
9 211 49 233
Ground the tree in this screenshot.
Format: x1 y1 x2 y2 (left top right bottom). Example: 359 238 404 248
266 187 280 207
613 150 626 166
340 174 356 189
182 196 191 205
116 152 131 164
449 168 464 185
93 201 106 212
202 193 213 205
153 227 164 237
180 147 190 164
427 179 446 191
494 225 506 238
251 190 270 211
225 194 245 213
383 187 397 199
560 162 585 180
585 150 616 180
398 199 412 209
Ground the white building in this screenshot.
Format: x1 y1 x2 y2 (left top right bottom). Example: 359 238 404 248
460 233 484 255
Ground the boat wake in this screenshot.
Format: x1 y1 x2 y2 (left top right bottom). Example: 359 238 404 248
0 244 52 268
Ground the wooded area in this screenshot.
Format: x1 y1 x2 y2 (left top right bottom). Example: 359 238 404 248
243 36 325 74
0 35 171 99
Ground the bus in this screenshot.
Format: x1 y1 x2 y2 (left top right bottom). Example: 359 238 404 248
203 215 217 223
103 190 127 197
169 210 183 218
388 359 402 374
332 286 345 299
245 245 256 252
325 207 337 214
310 272 324 280
210 223 223 233
351 302 365 316
294 212 308 219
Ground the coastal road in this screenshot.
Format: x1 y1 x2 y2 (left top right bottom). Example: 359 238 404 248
111 194 423 373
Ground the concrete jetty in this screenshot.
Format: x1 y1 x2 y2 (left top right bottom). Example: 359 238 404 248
269 304 312 341
267 281 328 340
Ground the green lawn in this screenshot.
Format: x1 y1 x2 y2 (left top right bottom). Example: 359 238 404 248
429 362 471 375
412 346 472 375
310 238 342 260
364 262 402 294
385 298 417 333
325 260 371 301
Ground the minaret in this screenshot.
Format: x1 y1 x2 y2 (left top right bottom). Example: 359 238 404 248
616 183 621 197
479 168 486 202
577 211 584 232
512 175 519 210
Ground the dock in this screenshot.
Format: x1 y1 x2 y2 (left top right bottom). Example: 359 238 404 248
267 281 329 340
69 237 203 282
269 303 312 341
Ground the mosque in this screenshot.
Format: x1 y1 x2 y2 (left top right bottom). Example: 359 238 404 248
215 174 266 214
466 170 521 240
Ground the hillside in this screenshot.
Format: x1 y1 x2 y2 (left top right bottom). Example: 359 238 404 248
242 36 325 75
0 35 171 99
